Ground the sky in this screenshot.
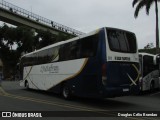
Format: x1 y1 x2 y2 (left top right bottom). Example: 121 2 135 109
1 0 160 49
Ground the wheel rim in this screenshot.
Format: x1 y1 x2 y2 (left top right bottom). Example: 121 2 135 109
63 86 69 98
150 82 154 91
26 82 29 89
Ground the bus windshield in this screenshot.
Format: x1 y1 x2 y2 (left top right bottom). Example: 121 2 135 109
107 29 137 53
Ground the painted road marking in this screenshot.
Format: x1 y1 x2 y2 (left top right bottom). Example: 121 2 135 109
0 87 9 95
150 91 160 96
0 87 152 120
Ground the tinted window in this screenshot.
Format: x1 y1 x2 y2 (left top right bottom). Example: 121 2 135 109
143 55 158 76
80 35 99 58
139 54 142 74
107 29 137 53
22 34 99 66
59 34 99 61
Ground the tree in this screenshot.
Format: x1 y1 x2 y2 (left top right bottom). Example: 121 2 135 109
1 24 15 50
35 29 72 49
139 48 156 54
15 26 36 53
144 42 154 49
132 0 160 53
0 24 36 79
35 30 57 49
0 24 73 79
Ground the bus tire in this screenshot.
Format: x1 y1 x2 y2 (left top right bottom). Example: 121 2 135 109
150 81 154 92
25 81 29 89
62 83 72 100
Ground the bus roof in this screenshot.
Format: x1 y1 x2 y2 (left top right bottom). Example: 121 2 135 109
139 52 155 57
21 27 135 58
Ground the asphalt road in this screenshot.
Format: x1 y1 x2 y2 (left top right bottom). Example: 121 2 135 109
0 81 160 120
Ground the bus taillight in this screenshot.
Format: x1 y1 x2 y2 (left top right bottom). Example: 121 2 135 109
102 63 107 85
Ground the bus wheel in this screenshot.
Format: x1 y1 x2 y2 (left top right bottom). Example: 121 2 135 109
62 84 72 100
25 81 29 89
150 81 154 92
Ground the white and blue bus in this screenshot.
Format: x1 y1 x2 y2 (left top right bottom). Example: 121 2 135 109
139 53 160 91
20 27 140 99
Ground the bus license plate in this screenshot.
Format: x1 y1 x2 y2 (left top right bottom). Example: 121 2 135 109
123 88 129 92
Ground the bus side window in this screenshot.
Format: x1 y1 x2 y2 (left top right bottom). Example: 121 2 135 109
37 50 49 64
59 45 68 61
80 35 98 58
48 47 59 62
58 34 98 61
69 41 80 59
59 45 63 61
143 55 154 76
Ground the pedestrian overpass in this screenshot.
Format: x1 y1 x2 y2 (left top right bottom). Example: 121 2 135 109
0 0 84 36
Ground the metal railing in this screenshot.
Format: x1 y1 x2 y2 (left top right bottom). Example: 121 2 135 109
0 0 85 36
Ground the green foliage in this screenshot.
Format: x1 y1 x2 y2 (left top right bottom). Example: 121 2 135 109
0 24 73 79
132 0 160 53
132 0 160 18
35 30 57 49
0 24 36 79
139 48 157 54
144 43 154 49
35 29 73 49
